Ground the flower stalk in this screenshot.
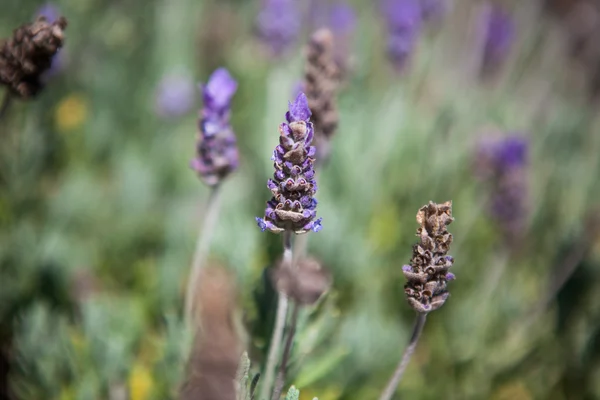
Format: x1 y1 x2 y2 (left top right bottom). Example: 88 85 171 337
379 201 455 399
184 185 223 325
260 231 293 400
378 313 427 400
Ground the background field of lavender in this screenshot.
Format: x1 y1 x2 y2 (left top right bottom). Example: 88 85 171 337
2 0 600 399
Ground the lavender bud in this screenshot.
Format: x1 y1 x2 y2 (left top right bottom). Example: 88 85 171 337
155 72 195 119
403 201 455 314
256 0 301 56
475 135 528 245
381 0 422 71
480 5 514 77
191 68 239 186
272 256 331 306
256 92 322 234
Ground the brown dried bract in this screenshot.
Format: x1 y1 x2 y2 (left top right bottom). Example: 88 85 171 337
0 16 67 98
272 256 331 306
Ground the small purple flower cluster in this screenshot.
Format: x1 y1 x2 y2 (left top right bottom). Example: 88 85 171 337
256 0 301 56
256 93 322 234
381 0 422 70
191 68 239 186
475 135 528 243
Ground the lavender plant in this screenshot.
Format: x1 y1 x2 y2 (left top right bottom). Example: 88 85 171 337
303 29 340 163
256 0 301 57
185 68 239 324
255 92 322 399
381 0 422 71
475 135 528 247
36 3 65 77
379 201 455 400
0 15 67 118
479 5 515 77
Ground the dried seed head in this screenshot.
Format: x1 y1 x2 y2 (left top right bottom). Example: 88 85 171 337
256 92 322 234
272 256 331 306
404 201 455 313
304 28 340 162
0 16 67 98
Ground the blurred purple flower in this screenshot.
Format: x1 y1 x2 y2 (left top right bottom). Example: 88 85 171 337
381 0 422 70
256 0 301 56
329 3 357 34
256 93 322 234
420 0 449 22
191 68 239 186
36 3 65 77
480 5 514 75
155 72 195 119
475 134 528 245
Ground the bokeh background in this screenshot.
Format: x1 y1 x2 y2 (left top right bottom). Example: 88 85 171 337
2 0 600 399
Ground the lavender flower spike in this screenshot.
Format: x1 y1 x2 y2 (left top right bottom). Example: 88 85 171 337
256 92 322 234
256 0 300 56
382 0 422 70
191 68 239 186
480 5 514 76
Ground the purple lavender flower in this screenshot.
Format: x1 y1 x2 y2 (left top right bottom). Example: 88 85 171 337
329 3 357 34
256 0 301 56
155 72 195 118
256 92 322 234
475 135 528 245
36 3 65 77
480 5 514 75
381 0 422 70
191 68 239 186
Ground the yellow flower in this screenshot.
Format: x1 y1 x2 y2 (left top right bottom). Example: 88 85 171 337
129 363 153 400
55 94 88 132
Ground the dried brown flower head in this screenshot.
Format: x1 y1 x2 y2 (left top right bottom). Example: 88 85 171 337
403 201 455 314
0 16 67 98
304 29 340 162
272 256 331 306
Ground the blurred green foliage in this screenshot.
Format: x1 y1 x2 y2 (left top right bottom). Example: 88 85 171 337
2 0 600 399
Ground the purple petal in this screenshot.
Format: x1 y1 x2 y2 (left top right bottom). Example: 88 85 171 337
256 217 268 232
287 92 311 122
204 68 238 110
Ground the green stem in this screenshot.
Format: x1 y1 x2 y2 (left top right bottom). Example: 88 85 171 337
184 185 222 326
260 231 293 400
379 313 428 400
271 302 300 400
